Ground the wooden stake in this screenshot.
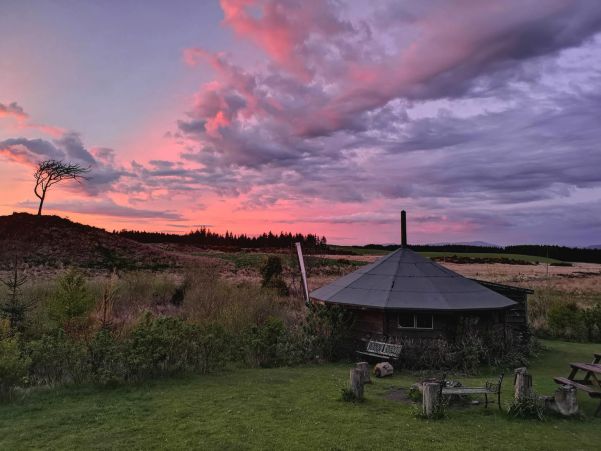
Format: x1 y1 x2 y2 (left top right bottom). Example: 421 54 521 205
514 367 532 401
422 382 440 418
349 368 364 400
356 362 371 385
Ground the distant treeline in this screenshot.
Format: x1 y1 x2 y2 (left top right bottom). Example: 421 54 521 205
115 228 328 251
360 244 601 263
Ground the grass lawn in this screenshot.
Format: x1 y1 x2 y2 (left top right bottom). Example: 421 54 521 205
1 341 599 450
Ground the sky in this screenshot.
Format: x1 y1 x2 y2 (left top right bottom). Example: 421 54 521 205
1 0 601 246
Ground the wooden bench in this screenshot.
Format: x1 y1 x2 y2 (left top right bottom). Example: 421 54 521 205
357 340 402 362
441 374 504 409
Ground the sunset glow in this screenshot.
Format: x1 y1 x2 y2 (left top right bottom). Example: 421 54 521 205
1 0 601 245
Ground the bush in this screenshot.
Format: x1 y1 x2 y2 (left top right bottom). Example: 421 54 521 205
88 329 128 386
340 387 363 403
126 314 201 379
548 302 585 341
0 336 30 399
260 256 289 296
46 270 94 332
507 395 545 421
26 331 87 386
303 303 355 361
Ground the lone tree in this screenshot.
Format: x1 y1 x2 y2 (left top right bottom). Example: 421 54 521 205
34 160 90 215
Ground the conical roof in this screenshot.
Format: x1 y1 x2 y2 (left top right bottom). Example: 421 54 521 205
310 248 516 310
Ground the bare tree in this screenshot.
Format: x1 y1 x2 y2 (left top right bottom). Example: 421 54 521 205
34 160 90 215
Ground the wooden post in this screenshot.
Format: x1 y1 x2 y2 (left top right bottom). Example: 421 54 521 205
514 367 532 401
422 382 439 418
356 362 371 385
349 368 364 400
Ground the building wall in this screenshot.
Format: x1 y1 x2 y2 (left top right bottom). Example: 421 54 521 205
352 309 508 342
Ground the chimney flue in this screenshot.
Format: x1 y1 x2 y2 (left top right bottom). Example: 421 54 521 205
401 210 407 248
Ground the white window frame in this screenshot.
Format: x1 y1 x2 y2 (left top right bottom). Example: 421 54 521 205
398 313 434 330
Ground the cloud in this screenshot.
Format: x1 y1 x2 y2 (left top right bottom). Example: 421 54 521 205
17 198 183 220
167 1 601 244
0 133 129 195
0 101 28 121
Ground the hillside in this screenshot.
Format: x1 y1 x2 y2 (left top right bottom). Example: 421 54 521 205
0 213 174 270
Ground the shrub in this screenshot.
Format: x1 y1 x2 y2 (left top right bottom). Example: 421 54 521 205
243 317 287 367
128 313 202 379
46 270 94 332
547 302 585 341
26 331 87 386
303 303 355 361
506 395 545 421
0 336 30 399
260 256 283 286
582 304 601 342
88 329 128 386
340 387 363 403
260 256 289 296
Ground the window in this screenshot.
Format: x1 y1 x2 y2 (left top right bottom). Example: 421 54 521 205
415 313 434 329
398 312 434 329
398 312 414 328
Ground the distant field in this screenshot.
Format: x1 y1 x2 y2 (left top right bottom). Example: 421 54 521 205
328 245 390 255
420 251 561 264
329 246 561 263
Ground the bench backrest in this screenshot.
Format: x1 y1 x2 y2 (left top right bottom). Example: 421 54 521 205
366 341 386 354
383 343 402 357
365 340 402 357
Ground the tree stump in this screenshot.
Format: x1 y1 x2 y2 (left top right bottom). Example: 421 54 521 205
349 368 364 400
514 367 532 401
374 362 393 378
422 382 440 418
356 362 371 385
545 385 579 416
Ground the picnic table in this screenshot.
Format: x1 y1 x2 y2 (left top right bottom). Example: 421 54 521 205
553 353 601 417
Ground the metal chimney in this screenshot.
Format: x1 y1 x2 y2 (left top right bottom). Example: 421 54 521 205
401 210 407 248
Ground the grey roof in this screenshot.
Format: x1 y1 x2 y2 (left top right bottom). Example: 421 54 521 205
310 248 517 311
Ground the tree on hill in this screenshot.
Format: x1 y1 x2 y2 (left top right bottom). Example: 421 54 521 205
34 160 90 215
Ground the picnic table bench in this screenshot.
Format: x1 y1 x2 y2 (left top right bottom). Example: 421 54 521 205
440 373 504 409
553 353 601 417
356 340 402 362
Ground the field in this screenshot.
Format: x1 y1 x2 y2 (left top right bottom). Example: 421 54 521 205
419 251 560 264
0 340 599 450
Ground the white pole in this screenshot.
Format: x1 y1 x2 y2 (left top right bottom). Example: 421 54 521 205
295 242 310 304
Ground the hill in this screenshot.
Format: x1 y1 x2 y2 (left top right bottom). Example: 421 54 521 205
0 213 174 270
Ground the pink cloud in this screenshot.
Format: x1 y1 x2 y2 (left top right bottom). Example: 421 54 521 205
0 101 28 121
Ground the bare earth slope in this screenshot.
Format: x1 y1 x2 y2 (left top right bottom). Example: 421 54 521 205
0 212 175 270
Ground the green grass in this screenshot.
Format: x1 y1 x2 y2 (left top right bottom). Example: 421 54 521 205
1 340 599 450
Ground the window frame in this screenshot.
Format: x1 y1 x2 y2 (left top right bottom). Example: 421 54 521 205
397 312 434 330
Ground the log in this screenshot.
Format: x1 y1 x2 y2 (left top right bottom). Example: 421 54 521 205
374 362 394 378
349 368 364 400
422 382 440 418
356 362 371 384
514 367 532 401
545 385 579 416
